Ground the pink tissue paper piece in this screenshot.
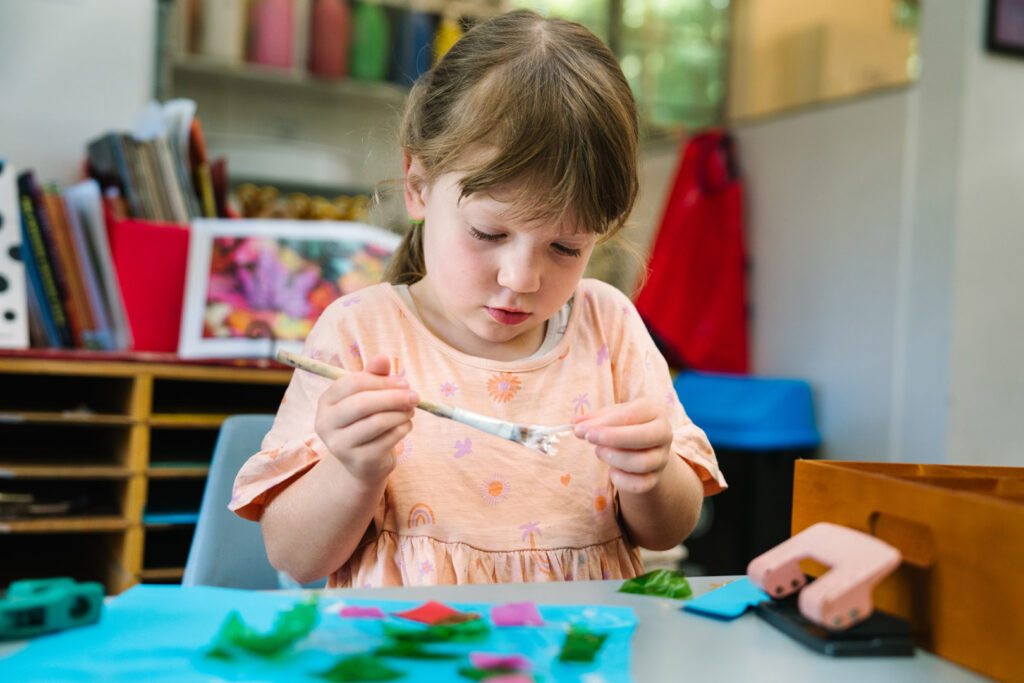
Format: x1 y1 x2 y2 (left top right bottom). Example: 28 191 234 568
470 652 533 672
485 675 534 683
490 601 545 626
338 606 387 619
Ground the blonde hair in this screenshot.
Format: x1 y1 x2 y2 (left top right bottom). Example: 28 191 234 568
386 9 639 285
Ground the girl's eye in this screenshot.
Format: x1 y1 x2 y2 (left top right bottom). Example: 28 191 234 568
552 243 583 257
469 227 503 242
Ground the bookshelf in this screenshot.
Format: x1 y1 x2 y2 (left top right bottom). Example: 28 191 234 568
169 54 409 105
0 352 291 594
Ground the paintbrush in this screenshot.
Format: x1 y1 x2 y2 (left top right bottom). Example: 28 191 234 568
276 349 573 456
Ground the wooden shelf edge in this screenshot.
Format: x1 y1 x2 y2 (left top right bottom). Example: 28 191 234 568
0 464 131 479
138 567 184 581
0 516 131 533
147 466 211 478
0 412 134 425
148 414 231 428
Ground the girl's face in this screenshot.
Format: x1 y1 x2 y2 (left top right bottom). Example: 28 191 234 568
405 161 597 361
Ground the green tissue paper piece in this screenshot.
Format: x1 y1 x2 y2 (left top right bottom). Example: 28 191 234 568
382 618 489 644
618 569 693 600
558 625 609 663
208 598 319 657
318 653 405 681
373 641 461 660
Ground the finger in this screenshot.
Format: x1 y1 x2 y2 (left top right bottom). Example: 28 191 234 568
364 354 392 377
322 388 418 432
594 445 666 475
344 410 415 448
609 467 660 494
348 419 414 460
582 420 670 451
321 371 409 404
572 399 661 430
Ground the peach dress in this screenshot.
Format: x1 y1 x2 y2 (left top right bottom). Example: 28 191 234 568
230 279 726 587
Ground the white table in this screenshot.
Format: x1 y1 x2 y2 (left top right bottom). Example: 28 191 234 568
0 577 988 681
315 577 985 682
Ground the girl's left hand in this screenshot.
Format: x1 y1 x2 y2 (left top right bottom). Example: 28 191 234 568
571 397 673 494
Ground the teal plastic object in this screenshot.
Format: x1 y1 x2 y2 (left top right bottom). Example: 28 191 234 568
673 372 820 450
0 578 103 640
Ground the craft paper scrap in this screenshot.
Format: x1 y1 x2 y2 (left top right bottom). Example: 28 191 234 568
469 651 533 671
394 600 480 626
339 605 387 619
559 625 610 663
317 653 404 681
490 601 545 626
682 577 771 620
619 569 693 600
209 598 319 658
0 585 636 682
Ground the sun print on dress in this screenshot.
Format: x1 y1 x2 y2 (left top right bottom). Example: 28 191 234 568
593 486 610 516
596 343 610 366
440 381 458 397
480 474 511 505
486 372 522 403
394 436 412 464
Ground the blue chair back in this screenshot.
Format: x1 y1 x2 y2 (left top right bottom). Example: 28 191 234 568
183 414 324 589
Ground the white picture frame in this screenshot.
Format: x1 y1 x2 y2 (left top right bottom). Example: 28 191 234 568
178 218 401 359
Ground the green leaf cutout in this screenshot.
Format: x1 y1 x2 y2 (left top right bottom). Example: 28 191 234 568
618 569 693 600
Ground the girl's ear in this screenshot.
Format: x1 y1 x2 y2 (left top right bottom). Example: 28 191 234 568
404 154 427 221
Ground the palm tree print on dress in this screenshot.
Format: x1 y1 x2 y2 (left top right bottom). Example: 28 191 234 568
520 521 542 548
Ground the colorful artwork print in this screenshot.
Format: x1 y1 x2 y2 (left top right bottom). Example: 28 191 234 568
179 219 400 358
203 233 392 340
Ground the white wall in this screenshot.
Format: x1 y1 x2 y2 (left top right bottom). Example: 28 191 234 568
0 0 155 184
730 0 1022 466
948 4 1024 467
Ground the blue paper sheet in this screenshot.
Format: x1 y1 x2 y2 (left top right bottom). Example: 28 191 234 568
0 585 637 681
682 577 770 620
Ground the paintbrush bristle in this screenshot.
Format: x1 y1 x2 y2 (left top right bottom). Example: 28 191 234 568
521 426 573 456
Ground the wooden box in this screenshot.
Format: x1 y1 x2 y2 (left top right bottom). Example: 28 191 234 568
791 460 1024 682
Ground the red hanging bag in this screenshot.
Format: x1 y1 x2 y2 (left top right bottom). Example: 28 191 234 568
634 129 749 373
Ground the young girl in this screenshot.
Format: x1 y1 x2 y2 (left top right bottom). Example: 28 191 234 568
230 9 726 588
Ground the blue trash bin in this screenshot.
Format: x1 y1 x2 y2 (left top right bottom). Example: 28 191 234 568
673 371 821 575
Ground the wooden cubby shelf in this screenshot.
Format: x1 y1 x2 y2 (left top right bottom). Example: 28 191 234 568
0 353 290 594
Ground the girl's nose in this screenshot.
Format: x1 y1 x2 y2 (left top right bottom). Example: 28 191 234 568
496 253 541 293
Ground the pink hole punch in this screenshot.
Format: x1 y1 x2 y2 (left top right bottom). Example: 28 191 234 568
747 522 902 631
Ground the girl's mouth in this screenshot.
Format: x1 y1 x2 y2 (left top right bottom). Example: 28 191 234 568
486 307 531 325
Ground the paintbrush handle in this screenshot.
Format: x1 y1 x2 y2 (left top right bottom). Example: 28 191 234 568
276 349 454 417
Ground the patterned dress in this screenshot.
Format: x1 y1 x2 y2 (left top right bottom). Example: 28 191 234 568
230 279 726 587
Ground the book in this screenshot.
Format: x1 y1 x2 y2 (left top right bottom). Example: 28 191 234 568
17 171 73 347
62 184 116 351
86 132 143 218
64 179 132 350
0 159 29 349
42 187 98 348
189 117 217 218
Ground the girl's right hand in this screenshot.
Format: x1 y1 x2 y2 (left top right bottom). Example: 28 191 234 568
314 354 418 484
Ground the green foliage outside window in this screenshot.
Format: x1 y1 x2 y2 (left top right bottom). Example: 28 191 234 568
518 0 730 135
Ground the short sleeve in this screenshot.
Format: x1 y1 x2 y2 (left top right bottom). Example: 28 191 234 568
606 285 728 496
229 304 359 521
